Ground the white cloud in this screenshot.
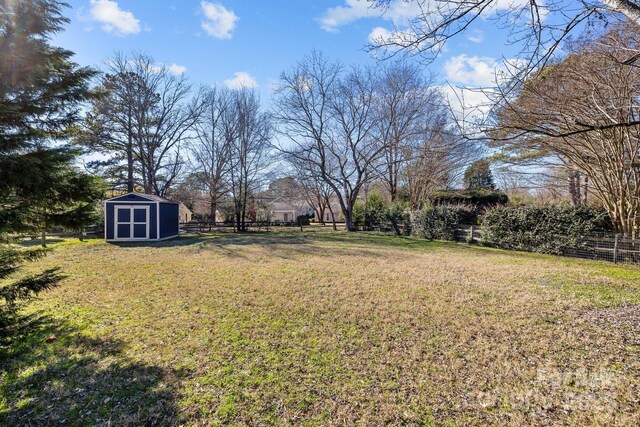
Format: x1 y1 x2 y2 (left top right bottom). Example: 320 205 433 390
442 55 524 122
320 0 421 32
444 54 524 88
368 26 392 44
89 0 141 36
200 1 238 39
444 54 503 87
148 63 188 76
441 85 494 120
319 0 374 32
167 63 188 75
467 29 484 43
223 72 257 89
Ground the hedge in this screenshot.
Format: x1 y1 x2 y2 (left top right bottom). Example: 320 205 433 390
481 205 610 255
412 204 475 241
430 189 508 208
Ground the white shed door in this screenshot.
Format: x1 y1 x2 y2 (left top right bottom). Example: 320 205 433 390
115 205 149 240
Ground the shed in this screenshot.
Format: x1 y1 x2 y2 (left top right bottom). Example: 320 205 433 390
104 192 180 242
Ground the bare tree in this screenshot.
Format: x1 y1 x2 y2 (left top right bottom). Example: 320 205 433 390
286 156 334 225
373 62 438 202
227 89 273 232
370 0 640 70
404 110 471 209
274 52 385 231
189 87 232 223
491 23 640 237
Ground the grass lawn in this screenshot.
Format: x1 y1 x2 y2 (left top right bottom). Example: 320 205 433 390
1 230 639 426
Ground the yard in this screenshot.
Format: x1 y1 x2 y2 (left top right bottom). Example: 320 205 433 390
1 230 639 426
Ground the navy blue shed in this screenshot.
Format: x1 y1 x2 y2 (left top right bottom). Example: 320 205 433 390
104 193 180 242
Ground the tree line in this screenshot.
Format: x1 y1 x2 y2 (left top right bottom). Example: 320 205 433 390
76 51 471 232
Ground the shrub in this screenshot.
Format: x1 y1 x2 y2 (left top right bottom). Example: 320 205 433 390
481 204 610 254
412 204 475 240
296 215 311 226
429 189 508 224
387 202 411 235
353 193 398 230
364 193 387 228
430 189 508 207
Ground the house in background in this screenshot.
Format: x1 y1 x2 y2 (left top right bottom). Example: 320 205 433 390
104 193 180 242
178 203 192 223
270 199 298 223
314 196 345 223
257 197 313 223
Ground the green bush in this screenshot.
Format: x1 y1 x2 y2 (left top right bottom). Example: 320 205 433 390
430 189 508 207
387 202 411 235
481 204 610 254
296 215 311 226
412 204 475 240
427 189 508 224
353 193 398 230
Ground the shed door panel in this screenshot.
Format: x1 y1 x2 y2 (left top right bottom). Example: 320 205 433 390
114 205 149 240
133 208 147 223
117 223 131 238
133 224 147 238
117 208 131 223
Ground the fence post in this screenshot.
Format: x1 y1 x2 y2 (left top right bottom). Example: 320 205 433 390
613 233 620 263
469 225 475 243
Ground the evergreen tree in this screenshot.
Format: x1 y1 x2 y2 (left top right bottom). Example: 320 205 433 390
0 0 98 343
463 159 496 191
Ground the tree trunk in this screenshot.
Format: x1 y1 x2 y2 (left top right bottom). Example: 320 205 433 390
326 203 337 230
344 210 355 232
127 111 134 193
568 171 580 206
41 230 47 248
317 206 326 225
583 175 589 204
210 200 217 226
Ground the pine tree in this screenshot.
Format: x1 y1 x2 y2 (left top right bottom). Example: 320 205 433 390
0 0 98 343
463 159 496 191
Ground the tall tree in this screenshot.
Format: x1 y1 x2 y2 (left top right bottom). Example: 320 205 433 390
80 53 201 196
79 56 144 192
189 87 232 223
373 62 436 202
227 89 273 232
0 0 97 341
404 108 470 209
274 52 384 231
463 159 496 190
491 23 640 237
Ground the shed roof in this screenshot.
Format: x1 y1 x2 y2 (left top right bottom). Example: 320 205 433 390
105 192 180 204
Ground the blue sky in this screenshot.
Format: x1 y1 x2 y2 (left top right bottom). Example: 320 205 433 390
53 0 525 108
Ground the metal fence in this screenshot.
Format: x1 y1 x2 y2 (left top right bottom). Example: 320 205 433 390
454 226 640 265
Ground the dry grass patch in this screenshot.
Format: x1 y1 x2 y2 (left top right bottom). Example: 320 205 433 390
1 232 639 425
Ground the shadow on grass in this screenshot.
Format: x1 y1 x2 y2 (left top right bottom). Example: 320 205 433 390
0 313 183 426
17 238 66 247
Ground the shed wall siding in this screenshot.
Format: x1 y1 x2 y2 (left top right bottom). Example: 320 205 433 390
159 203 179 238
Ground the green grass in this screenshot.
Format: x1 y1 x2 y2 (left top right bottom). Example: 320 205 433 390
2 231 639 426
